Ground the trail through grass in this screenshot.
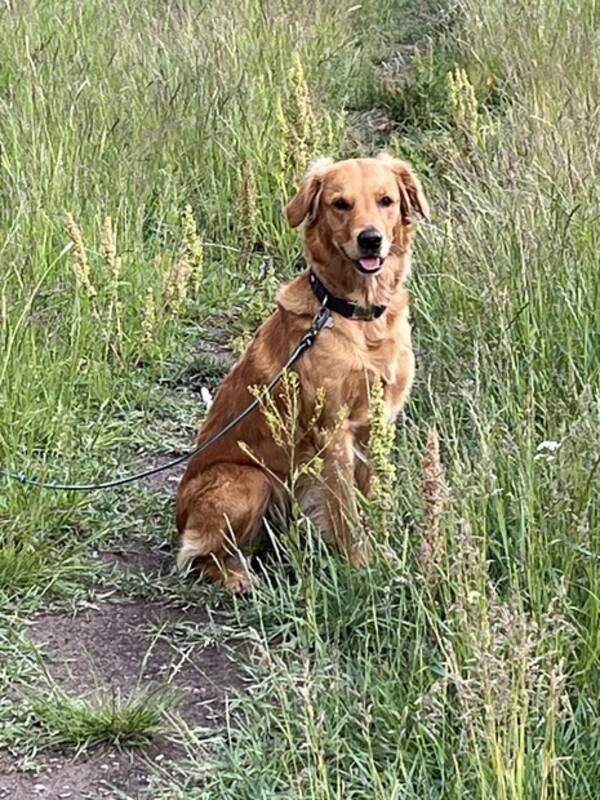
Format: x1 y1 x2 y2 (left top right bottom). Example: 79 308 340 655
1 0 599 798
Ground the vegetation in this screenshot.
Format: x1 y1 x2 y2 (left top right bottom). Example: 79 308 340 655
0 0 598 797
31 686 173 749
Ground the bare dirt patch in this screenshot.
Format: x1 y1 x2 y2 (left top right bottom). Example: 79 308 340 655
137 455 186 493
1 600 245 799
29 602 244 716
95 538 172 580
0 744 154 800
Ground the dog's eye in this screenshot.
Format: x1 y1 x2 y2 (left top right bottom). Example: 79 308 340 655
379 195 394 207
332 198 351 211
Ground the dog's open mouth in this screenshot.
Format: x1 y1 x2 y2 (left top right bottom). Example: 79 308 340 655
356 256 383 275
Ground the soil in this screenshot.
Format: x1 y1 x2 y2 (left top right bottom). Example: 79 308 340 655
0 575 245 800
137 454 187 493
0 745 157 800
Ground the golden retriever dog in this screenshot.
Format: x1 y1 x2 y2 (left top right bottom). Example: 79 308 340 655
176 153 429 592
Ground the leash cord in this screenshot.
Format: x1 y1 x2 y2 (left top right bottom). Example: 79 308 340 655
0 306 331 493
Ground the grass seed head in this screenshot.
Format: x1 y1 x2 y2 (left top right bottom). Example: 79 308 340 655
181 204 204 293
368 376 396 541
65 213 96 299
286 51 317 176
419 425 447 585
239 159 258 240
100 215 120 283
447 65 479 144
158 206 202 313
142 287 156 344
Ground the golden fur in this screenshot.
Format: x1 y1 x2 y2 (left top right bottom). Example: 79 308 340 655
175 153 429 591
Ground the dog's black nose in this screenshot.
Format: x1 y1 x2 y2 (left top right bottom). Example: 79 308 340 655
357 227 383 253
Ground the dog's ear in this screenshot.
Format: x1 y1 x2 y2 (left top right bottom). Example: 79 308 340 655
376 152 430 222
285 158 333 228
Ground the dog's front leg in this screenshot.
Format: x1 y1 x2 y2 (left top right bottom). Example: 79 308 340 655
353 425 372 499
318 425 371 567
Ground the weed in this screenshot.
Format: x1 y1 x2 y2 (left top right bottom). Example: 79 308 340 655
30 686 174 749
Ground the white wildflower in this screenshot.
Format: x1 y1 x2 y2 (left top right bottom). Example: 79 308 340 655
535 440 561 461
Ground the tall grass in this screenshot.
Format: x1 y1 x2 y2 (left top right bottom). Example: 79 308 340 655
1 0 599 797
188 1 599 797
0 0 370 585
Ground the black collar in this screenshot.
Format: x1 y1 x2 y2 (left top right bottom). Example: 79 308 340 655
309 270 387 321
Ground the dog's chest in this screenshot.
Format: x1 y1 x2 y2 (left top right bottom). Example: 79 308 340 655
352 339 413 424
310 316 414 426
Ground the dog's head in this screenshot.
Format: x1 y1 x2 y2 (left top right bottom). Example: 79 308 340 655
285 154 428 289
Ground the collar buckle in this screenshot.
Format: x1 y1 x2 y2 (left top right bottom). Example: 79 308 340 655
309 269 387 322
350 303 375 321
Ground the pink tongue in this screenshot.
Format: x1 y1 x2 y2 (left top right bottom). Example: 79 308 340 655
359 257 381 272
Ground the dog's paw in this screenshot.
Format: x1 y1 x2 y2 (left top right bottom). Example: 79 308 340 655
222 568 255 595
349 538 373 568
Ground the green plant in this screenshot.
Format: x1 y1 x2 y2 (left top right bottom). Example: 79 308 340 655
30 686 174 749
0 0 598 796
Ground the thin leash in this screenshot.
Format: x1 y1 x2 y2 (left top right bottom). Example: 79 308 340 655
0 304 332 493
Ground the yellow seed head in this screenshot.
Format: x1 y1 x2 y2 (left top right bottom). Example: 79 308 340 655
65 213 96 299
165 254 192 314
240 160 258 238
142 287 156 344
368 376 396 540
101 216 120 283
381 75 395 96
286 51 317 175
420 425 447 586
448 66 478 140
181 205 204 294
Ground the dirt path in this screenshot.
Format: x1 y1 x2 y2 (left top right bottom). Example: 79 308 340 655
1 478 244 799
2 577 244 798
0 336 244 799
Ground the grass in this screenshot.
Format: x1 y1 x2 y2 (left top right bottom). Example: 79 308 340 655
1 0 599 798
30 686 174 749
